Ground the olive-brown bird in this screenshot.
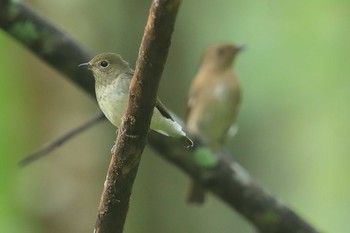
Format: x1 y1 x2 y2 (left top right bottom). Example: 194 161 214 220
79 53 193 147
186 43 243 203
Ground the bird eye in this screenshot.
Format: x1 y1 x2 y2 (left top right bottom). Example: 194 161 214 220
99 60 109 68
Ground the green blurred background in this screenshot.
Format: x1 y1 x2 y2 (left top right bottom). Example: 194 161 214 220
1 0 349 232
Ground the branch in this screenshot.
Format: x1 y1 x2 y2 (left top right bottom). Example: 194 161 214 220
18 112 105 167
0 0 95 95
94 1 182 233
0 2 319 233
149 132 318 233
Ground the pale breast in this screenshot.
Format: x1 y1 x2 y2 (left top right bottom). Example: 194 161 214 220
95 77 130 127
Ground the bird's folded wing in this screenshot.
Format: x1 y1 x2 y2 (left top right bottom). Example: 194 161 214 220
155 99 174 121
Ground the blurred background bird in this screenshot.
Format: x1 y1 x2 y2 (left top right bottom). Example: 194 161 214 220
185 43 243 203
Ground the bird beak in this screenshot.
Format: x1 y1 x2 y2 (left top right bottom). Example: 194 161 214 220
78 62 92 69
237 44 246 52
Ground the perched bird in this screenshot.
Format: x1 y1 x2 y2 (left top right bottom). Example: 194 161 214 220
186 43 243 203
79 53 193 147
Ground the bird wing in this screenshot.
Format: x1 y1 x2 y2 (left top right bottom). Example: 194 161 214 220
156 99 174 121
128 69 174 122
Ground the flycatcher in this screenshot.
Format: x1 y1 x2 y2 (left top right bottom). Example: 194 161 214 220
186 43 243 203
79 53 193 147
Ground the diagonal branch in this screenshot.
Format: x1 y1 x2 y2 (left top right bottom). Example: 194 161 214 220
94 1 182 233
0 1 319 233
149 132 318 233
0 0 95 95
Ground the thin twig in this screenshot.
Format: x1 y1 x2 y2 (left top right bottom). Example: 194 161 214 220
18 112 105 167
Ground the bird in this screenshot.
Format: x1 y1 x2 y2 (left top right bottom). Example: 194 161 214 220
185 43 243 203
79 52 193 148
